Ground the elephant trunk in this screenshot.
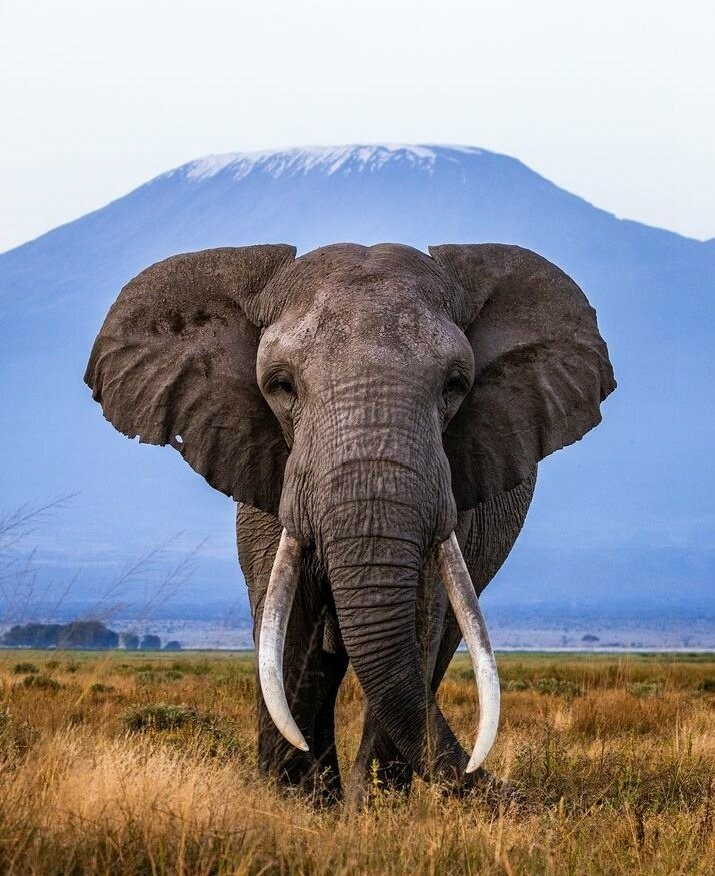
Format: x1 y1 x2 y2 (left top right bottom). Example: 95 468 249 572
320 500 468 781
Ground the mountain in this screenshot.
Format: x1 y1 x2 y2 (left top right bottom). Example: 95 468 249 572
1 144 713 618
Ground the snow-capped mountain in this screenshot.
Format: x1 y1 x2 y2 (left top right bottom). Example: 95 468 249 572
172 144 456 181
1 144 712 613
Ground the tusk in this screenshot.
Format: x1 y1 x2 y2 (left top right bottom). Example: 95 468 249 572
436 531 500 773
258 529 309 752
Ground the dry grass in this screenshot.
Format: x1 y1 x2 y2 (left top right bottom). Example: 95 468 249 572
0 649 713 875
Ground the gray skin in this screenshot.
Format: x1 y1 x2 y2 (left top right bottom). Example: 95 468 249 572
85 242 615 806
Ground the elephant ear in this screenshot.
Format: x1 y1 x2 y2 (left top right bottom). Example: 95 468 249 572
429 244 616 510
84 245 296 513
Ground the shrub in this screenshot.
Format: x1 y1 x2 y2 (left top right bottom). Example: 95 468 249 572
21 674 62 691
12 662 39 675
122 702 199 732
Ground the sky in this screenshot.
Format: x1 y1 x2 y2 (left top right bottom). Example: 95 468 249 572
0 0 713 253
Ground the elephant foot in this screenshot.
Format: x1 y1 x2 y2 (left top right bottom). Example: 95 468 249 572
345 757 413 811
346 713 413 810
260 749 343 808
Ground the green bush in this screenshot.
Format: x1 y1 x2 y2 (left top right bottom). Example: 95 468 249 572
12 662 39 675
122 702 199 732
21 674 62 691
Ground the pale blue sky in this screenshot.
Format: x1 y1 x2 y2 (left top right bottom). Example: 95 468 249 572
1 0 712 252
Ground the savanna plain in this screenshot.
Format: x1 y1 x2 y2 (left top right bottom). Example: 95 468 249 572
0 649 714 875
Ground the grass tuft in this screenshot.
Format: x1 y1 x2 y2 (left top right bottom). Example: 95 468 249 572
12 662 38 675
20 673 62 691
122 701 201 732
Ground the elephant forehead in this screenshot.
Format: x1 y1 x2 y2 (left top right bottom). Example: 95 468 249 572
277 243 454 315
265 287 459 364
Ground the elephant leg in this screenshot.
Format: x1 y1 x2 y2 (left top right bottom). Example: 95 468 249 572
346 706 413 808
239 503 346 803
309 613 349 792
255 581 349 803
274 607 350 802
310 645 349 794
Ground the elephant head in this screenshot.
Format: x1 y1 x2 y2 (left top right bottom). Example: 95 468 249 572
85 242 615 780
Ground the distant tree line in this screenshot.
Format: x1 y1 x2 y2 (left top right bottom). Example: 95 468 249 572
1 620 181 651
121 632 182 651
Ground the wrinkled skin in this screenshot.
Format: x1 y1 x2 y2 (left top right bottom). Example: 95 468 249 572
85 242 615 806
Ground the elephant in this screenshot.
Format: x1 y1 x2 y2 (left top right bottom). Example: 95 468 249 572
85 241 615 806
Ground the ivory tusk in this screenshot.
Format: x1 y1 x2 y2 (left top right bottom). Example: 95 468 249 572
436 531 501 773
258 529 309 752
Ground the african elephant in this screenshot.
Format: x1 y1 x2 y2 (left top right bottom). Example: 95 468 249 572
85 242 615 805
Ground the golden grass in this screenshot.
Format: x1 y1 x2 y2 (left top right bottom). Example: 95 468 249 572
0 649 713 875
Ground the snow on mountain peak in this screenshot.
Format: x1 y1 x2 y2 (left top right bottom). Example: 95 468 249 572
167 144 484 184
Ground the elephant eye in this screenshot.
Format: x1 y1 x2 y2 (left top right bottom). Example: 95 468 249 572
266 371 296 397
443 370 468 399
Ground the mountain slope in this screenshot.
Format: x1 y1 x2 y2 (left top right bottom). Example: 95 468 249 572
1 144 713 614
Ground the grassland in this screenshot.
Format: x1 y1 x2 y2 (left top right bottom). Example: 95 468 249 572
0 649 713 875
